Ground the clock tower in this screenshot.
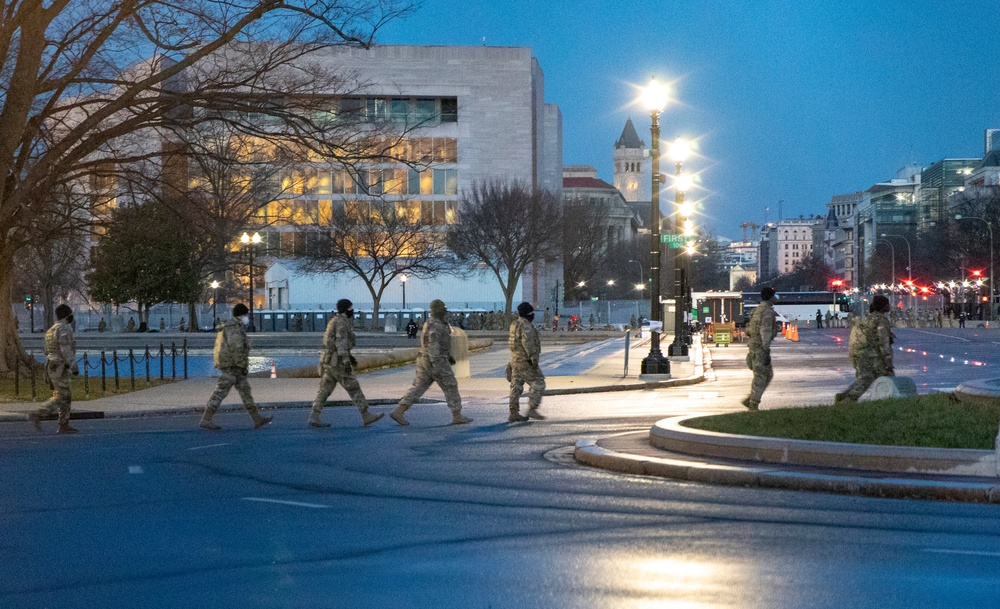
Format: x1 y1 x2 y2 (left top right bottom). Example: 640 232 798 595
613 118 648 202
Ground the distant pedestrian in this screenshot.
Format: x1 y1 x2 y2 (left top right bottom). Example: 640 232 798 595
507 302 546 422
159 317 166 332
97 318 106 332
199 303 272 431
179 317 187 332
126 316 136 332
959 311 966 328
836 295 894 403
405 318 418 338
30 304 79 434
390 299 472 426
309 299 383 428
815 309 823 329
742 287 778 410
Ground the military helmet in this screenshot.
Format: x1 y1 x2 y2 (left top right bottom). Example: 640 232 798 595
55 304 73 320
232 303 249 317
429 299 447 320
336 298 353 314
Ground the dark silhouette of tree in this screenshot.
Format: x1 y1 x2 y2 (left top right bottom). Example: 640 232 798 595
447 179 562 315
295 199 454 328
0 0 410 372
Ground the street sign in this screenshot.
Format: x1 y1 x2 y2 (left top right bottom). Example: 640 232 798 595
660 234 694 248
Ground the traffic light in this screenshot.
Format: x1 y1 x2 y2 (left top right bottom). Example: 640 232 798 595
24 295 31 309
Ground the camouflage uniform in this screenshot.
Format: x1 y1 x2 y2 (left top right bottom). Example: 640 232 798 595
840 311 894 402
744 299 777 408
201 317 270 429
35 318 77 427
508 316 546 420
393 317 464 419
310 313 380 427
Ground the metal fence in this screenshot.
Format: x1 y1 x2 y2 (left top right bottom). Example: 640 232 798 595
14 340 189 401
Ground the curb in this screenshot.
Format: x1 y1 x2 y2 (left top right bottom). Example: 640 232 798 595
0 373 707 423
574 433 1000 504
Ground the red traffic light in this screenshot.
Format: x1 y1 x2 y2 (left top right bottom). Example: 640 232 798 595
971 269 984 277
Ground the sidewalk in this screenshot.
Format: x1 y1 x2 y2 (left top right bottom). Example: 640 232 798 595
0 334 702 420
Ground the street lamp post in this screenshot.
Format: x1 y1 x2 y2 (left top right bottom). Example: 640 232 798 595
240 231 261 332
880 233 911 283
400 274 408 309
210 280 220 329
668 137 692 357
639 78 670 377
955 215 994 322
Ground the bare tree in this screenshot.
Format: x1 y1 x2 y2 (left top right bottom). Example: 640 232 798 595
447 179 563 315
0 0 411 372
563 197 612 300
295 198 455 328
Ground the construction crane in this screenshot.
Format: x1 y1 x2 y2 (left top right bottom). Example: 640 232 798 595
740 222 759 242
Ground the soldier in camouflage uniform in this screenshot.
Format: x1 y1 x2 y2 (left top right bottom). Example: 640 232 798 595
507 302 546 422
390 299 472 426
309 299 383 428
30 304 79 434
200 303 272 430
836 295 894 403
742 287 778 410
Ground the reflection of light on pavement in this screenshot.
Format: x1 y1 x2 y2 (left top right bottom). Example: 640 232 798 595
616 557 726 606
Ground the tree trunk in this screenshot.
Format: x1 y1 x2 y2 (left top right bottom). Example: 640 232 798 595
371 298 381 331
188 302 199 332
0 250 33 374
42 282 55 328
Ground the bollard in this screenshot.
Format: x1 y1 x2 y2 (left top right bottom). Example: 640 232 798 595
623 328 631 377
183 338 188 380
129 348 135 390
271 361 277 378
113 349 120 392
144 346 151 387
101 350 107 395
171 342 176 380
83 352 90 399
158 343 165 380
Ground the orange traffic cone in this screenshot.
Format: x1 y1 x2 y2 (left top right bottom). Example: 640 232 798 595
791 325 799 342
270 362 277 378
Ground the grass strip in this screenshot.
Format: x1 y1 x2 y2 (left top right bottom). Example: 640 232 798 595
685 394 1000 450
0 377 174 403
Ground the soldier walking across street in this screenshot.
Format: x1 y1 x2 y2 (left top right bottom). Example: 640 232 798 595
309 299 384 428
742 287 778 410
836 295 895 403
30 304 79 434
507 302 546 422
390 299 473 426
200 303 273 430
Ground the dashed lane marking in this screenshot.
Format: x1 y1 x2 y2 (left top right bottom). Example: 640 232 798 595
187 443 230 451
242 497 331 509
911 329 972 343
128 466 144 474
923 549 1000 557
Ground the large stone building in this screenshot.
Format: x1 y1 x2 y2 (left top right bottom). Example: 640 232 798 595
562 165 640 246
249 44 563 312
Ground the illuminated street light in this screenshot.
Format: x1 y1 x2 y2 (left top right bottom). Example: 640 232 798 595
241 231 262 332
638 78 670 376
210 280 220 328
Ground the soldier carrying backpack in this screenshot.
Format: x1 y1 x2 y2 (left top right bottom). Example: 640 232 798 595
836 295 895 404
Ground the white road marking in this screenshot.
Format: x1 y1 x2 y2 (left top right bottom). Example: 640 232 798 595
923 549 1000 557
911 329 971 342
128 466 144 474
242 497 331 509
187 443 230 451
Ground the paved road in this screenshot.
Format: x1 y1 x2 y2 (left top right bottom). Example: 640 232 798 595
4 329 1000 607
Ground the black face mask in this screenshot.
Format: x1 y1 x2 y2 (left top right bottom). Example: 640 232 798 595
66 315 74 325
346 309 355 318
525 312 535 322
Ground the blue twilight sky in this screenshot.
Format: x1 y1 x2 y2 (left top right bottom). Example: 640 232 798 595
377 1 1000 241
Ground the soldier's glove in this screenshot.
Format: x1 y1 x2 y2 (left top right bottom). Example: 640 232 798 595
449 356 456 365
349 355 358 369
505 363 512 382
242 367 249 376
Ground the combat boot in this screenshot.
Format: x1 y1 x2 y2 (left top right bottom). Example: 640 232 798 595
57 423 79 434
526 408 546 420
741 397 759 411
450 412 473 425
200 419 222 430
308 417 331 428
389 406 410 426
508 409 529 423
361 411 384 426
253 414 273 430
